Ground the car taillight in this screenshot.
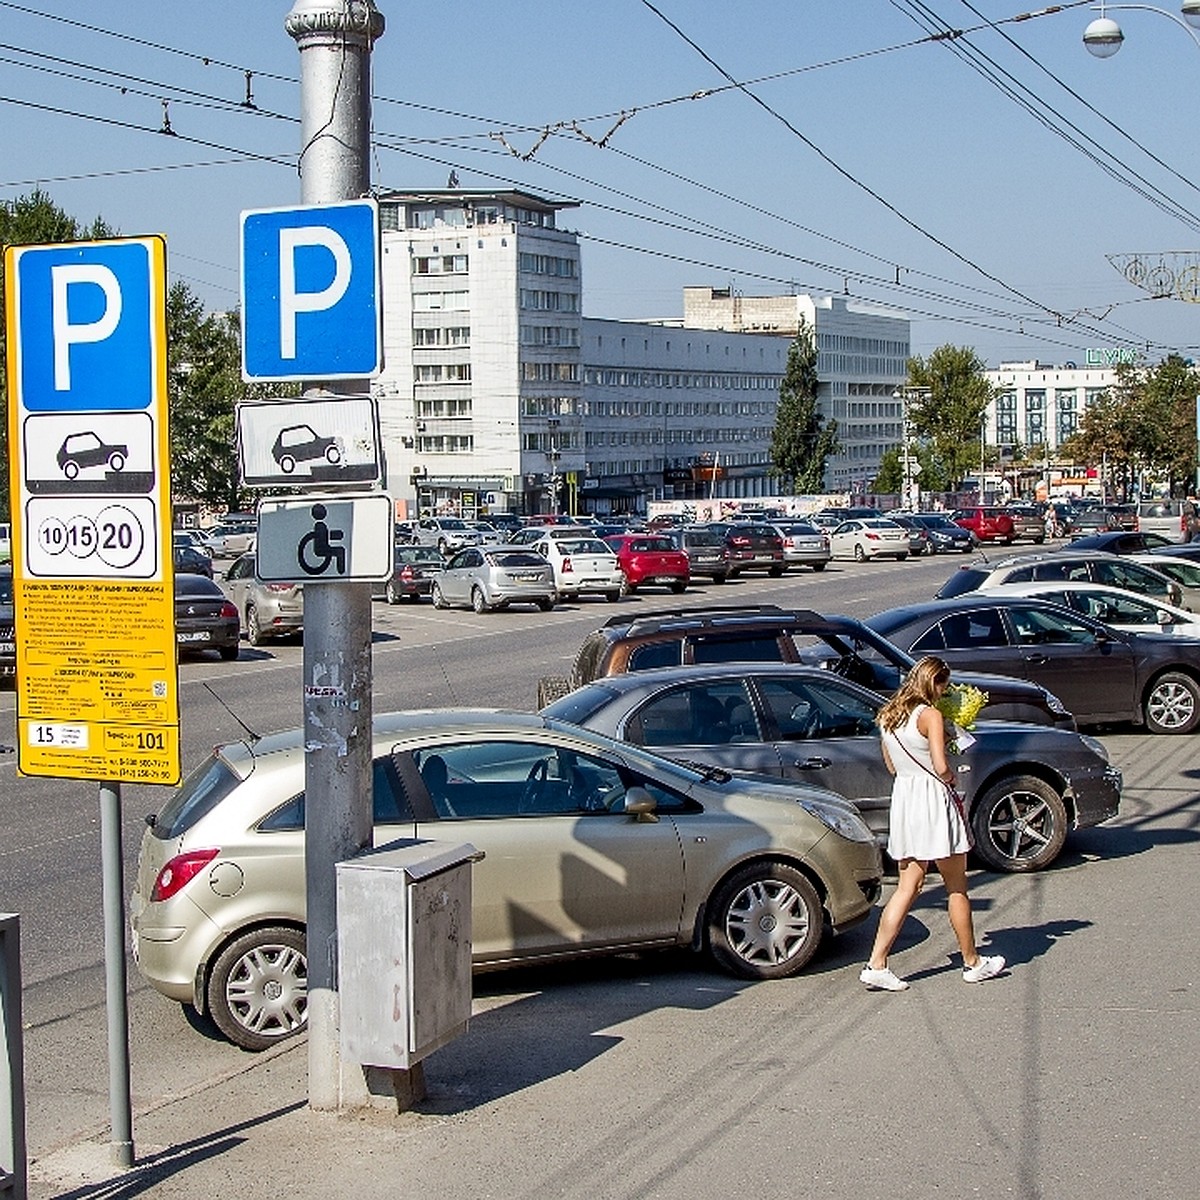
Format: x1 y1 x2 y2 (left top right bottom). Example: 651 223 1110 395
562 556 573 572
150 848 219 902
266 582 294 593
866 533 879 540
730 536 750 546
399 565 415 580
219 601 238 619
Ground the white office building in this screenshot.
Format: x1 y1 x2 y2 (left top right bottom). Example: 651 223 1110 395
984 360 1120 452
371 188 912 515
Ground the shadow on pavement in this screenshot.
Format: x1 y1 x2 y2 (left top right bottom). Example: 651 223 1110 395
43 1101 306 1200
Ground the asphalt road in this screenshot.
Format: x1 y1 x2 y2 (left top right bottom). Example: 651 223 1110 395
4 547 1197 1194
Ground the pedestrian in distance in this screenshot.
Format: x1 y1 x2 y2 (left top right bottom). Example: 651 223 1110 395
859 655 1006 992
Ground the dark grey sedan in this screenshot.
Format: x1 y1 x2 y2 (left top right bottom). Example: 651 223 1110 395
868 595 1200 735
544 663 1121 873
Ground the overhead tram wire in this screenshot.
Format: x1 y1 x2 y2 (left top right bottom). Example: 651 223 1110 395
2 0 1115 319
1 2 1170 349
0 74 1157 351
891 0 1200 230
372 134 1161 352
634 0 1195 332
953 0 1200 203
578 231 1155 354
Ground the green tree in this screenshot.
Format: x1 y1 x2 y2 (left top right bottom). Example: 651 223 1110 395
905 345 993 489
769 317 839 493
168 287 243 512
871 443 947 495
0 191 114 519
1064 356 1200 498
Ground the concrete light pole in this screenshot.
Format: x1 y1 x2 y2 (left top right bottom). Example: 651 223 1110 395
285 0 385 1113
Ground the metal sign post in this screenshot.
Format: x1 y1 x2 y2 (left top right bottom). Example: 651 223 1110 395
4 234 178 1167
278 0 385 1113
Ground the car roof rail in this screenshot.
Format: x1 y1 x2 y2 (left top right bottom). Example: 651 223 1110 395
599 604 829 636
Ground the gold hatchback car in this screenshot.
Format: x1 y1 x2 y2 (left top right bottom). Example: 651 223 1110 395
131 711 882 1050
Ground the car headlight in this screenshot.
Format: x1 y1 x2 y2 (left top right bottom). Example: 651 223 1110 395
1078 734 1110 763
1043 689 1069 715
796 796 875 843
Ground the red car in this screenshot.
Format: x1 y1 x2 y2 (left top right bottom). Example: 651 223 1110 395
603 533 690 594
951 506 1015 544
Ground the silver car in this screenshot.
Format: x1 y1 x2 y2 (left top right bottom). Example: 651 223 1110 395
414 517 482 555
204 523 257 558
130 710 882 1049
431 546 557 612
775 522 831 571
222 553 304 644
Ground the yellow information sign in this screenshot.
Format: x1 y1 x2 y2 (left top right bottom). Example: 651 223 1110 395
4 236 180 784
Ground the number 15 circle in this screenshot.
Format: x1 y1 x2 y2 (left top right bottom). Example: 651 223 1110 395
38 505 145 570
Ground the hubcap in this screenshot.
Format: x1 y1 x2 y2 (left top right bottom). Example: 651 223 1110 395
725 878 811 966
1148 682 1195 730
226 943 307 1037
986 791 1053 862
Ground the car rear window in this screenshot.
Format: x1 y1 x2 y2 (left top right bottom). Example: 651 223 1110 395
152 754 243 839
487 551 545 567
934 567 990 598
690 634 786 664
1139 501 1181 518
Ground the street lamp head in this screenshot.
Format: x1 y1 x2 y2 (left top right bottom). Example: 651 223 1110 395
1184 1 1200 30
1083 16 1125 56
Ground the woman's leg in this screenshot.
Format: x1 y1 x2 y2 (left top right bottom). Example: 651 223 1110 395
934 853 979 966
866 858 927 968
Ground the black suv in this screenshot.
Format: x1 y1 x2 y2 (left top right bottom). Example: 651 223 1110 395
536 603 1075 728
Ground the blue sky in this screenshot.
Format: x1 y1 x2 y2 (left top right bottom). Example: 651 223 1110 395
3 0 1200 368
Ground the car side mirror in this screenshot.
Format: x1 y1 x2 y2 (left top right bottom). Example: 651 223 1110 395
1155 610 1173 625
622 785 659 822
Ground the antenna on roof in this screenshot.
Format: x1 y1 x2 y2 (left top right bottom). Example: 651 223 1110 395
202 681 262 744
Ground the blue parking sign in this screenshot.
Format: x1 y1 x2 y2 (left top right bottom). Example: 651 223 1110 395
11 239 160 411
241 199 381 381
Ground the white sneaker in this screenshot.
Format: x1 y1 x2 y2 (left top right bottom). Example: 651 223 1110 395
860 964 909 991
962 954 1005 983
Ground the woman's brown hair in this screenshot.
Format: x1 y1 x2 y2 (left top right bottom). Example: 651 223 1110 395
876 655 951 732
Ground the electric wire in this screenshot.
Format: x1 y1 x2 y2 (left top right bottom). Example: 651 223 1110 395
0 0 1185 353
891 0 1200 230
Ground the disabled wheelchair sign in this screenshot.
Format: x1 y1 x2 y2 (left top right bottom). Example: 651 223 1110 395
255 493 393 583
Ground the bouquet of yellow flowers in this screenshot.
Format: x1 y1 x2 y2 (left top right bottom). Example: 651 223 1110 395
936 683 988 753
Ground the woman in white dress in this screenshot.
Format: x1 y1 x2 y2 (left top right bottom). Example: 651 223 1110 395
859 656 1005 992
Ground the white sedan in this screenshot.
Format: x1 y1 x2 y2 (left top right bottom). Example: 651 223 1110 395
828 518 909 562
532 534 625 602
977 580 1200 637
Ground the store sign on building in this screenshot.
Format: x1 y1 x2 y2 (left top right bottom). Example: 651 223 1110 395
1085 348 1139 367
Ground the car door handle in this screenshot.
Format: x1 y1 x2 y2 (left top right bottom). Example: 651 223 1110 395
1026 652 1048 664
793 756 831 770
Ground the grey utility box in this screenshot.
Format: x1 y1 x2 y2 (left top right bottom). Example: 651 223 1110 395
337 840 481 1070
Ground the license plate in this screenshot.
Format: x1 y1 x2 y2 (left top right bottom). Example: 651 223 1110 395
176 631 210 643
654 575 678 583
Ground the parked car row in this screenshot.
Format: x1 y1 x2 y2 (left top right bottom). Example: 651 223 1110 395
136 512 1200 1058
